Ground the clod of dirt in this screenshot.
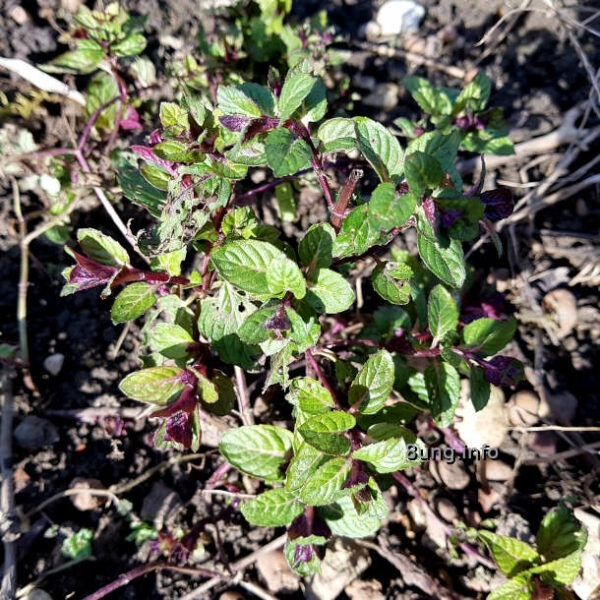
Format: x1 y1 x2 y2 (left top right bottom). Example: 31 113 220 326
546 389 578 424
543 288 578 339
345 578 385 600
140 482 183 530
507 390 540 426
482 459 513 482
43 353 64 376
456 383 508 448
9 6 30 25
362 83 399 111
305 540 370 600
572 508 600 600
527 431 557 457
256 550 300 594
435 497 458 523
69 478 106 511
478 485 502 513
430 458 471 490
14 416 59 450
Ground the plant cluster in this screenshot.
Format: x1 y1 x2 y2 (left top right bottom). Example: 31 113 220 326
4 2 586 593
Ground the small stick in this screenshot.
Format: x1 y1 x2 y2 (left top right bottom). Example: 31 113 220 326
234 366 254 426
330 169 362 231
179 534 287 600
521 440 600 466
0 369 17 600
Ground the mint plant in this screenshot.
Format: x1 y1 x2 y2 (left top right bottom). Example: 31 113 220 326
58 53 530 576
479 505 587 599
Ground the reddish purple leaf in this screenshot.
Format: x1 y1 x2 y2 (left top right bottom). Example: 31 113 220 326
480 189 513 221
482 356 523 387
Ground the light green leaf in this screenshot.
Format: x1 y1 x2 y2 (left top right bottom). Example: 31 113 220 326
317 117 356 152
424 362 460 426
265 129 312 177
305 268 355 314
479 531 539 578
239 82 276 115
220 425 293 482
321 493 383 538
368 182 416 231
241 488 304 527
238 306 279 344
159 102 189 135
285 443 328 492
354 117 403 182
149 323 194 360
536 504 587 562
299 223 335 269
46 40 104 74
289 377 336 414
404 151 444 194
298 411 356 456
119 366 184 405
428 285 459 343
153 140 188 162
211 239 293 297
486 577 531 600
372 262 412 305
528 551 584 586
334 205 382 259
417 235 466 288
77 228 129 266
266 257 306 299
111 283 156 324
352 432 424 473
297 457 351 506
454 71 491 113
349 350 395 414
217 85 262 117
403 76 455 116
278 72 315 119
111 33 147 57
462 318 517 356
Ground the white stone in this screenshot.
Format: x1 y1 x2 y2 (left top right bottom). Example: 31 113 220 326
375 1 425 37
43 353 64 376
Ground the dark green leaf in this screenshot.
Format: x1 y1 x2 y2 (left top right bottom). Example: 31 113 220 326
417 235 466 288
424 362 460 426
428 284 459 343
265 129 312 177
462 318 517 356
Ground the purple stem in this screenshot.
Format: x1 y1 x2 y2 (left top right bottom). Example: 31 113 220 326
305 349 341 408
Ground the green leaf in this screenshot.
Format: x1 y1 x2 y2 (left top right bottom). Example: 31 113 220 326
299 223 335 269
407 130 463 173
298 411 356 456
368 182 416 231
111 283 156 324
454 71 491 113
354 117 403 182
85 71 119 131
238 306 278 344
140 164 170 191
148 323 193 360
118 163 166 217
428 285 459 343
404 151 444 194
479 531 539 578
265 129 312 177
372 261 412 305
349 350 395 414
305 268 355 314
297 457 351 506
486 577 532 600
159 102 190 136
220 425 293 482
77 228 129 266
266 257 306 299
217 85 262 117
528 551 584 586
317 117 356 152
119 366 185 405
285 442 329 492
275 181 296 222
46 40 104 74
403 76 455 116
239 82 276 115
61 528 94 560
417 235 466 288
352 433 424 473
424 362 460 426
153 140 188 162
321 492 383 538
462 318 517 356
334 205 383 259
111 33 147 57
289 378 336 414
211 239 295 297
278 72 315 119
536 505 587 562
470 366 491 411
241 488 304 527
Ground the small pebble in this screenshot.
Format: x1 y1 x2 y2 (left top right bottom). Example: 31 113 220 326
43 353 64 376
9 6 30 25
543 288 578 339
363 83 399 110
256 550 299 593
507 390 539 427
431 458 470 490
436 497 458 523
14 416 59 450
483 459 513 481
375 1 425 36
